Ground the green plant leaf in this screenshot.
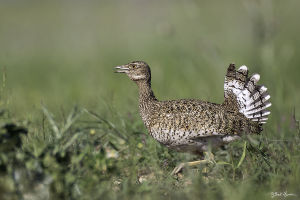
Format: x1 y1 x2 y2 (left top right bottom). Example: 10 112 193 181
236 141 247 169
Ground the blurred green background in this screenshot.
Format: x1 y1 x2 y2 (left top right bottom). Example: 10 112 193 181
1 1 300 199
1 0 299 120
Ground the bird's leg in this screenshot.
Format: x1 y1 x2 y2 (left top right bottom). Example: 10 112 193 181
171 152 215 175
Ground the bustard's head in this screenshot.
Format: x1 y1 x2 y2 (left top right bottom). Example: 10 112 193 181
115 61 151 82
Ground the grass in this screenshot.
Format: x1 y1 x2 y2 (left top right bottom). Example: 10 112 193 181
0 0 300 199
1 103 299 200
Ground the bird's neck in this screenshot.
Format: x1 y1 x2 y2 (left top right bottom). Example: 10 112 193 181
136 80 157 127
136 80 157 103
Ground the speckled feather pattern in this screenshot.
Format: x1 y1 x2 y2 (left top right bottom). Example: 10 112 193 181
137 82 260 153
116 61 271 154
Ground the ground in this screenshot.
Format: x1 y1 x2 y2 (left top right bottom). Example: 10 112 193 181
0 1 300 199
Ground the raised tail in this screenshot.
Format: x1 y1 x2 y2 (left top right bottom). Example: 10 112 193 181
223 63 271 125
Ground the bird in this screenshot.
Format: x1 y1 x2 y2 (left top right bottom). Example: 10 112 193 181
115 61 271 174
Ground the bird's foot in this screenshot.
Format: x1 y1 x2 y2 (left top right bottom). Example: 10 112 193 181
171 152 215 176
171 159 212 175
171 163 186 175
204 152 216 164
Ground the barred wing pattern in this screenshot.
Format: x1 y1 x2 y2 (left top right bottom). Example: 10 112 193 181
224 64 271 124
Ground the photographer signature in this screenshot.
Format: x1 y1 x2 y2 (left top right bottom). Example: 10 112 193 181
271 191 297 199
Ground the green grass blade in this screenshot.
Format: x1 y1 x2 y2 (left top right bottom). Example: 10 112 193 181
42 106 60 138
61 106 83 135
236 141 247 169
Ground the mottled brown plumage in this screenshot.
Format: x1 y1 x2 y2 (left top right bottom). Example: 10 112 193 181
115 61 271 155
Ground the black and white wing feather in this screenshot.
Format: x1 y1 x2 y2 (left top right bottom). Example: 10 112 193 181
224 63 271 124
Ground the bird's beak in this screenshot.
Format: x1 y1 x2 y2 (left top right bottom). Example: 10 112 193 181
114 65 129 73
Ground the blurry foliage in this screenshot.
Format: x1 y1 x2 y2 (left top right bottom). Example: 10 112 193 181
0 104 299 200
0 105 175 200
0 0 299 199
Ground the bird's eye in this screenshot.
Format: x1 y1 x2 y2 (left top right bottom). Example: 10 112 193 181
132 65 136 68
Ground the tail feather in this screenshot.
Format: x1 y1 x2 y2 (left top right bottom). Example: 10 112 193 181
224 63 271 124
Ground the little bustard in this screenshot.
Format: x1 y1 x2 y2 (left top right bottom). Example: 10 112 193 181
115 61 271 174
